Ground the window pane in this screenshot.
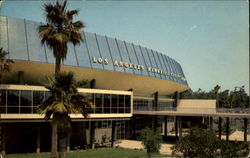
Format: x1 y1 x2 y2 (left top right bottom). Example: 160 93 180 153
125 95 131 113
63 43 77 66
146 49 161 78
0 90 6 106
106 37 125 73
8 18 28 60
33 91 44 106
133 45 149 76
118 95 124 113
104 94 110 113
85 32 103 70
0 106 6 114
25 20 46 62
45 91 51 101
140 47 155 77
152 50 166 79
96 35 115 71
111 95 118 113
95 94 103 113
0 16 8 52
74 33 92 68
20 107 32 113
116 40 134 74
20 90 32 107
7 90 19 106
7 107 19 113
125 43 141 75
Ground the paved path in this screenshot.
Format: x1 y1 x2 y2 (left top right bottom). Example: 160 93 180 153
221 130 250 141
115 140 173 155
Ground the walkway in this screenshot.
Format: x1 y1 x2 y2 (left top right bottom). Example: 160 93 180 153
115 140 173 155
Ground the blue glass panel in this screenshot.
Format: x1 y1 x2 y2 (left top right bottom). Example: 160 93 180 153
173 60 183 84
146 49 161 78
125 43 141 75
161 54 176 82
165 56 178 82
152 50 166 79
44 44 55 64
176 62 187 85
25 20 46 63
116 40 134 74
63 43 77 66
156 52 171 81
133 45 149 76
140 47 155 77
8 18 28 60
170 58 181 83
0 17 8 54
106 37 125 73
85 32 103 70
96 35 114 71
74 34 91 68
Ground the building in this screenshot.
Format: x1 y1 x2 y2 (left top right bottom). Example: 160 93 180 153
0 16 249 154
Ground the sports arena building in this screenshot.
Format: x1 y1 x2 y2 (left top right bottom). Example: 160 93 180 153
0 16 249 154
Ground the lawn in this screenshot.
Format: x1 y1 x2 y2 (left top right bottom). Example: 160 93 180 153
4 148 172 158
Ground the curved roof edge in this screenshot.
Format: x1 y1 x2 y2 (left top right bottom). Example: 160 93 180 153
0 16 188 87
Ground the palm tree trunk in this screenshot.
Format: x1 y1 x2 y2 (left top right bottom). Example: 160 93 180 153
55 57 61 75
51 121 58 158
147 151 151 158
59 147 66 158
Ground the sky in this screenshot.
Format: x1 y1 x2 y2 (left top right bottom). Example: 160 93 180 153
0 0 249 94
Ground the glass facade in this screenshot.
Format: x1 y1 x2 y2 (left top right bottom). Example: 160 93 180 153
133 99 174 111
0 89 131 114
0 16 188 86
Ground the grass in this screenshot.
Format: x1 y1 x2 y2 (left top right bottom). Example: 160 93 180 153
4 148 173 158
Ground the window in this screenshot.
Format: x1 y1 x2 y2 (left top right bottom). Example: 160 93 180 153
104 94 111 113
95 94 103 113
20 90 32 113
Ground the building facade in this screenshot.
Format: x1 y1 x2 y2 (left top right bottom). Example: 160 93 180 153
0 16 249 154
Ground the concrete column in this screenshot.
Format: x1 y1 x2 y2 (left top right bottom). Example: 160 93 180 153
111 120 116 147
175 116 178 138
164 116 167 136
1 124 6 156
226 117 229 141
0 123 2 153
36 126 41 153
90 79 96 89
209 117 213 132
174 91 179 107
153 92 158 131
154 92 158 110
90 121 96 149
218 117 222 139
244 118 248 142
82 122 87 148
66 134 70 151
178 117 182 139
18 71 24 85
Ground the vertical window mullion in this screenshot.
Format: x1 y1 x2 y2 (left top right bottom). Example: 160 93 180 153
110 94 111 113
19 90 21 114
93 93 96 114
102 94 104 114
124 95 125 113
5 90 7 114
31 90 33 114
117 95 119 114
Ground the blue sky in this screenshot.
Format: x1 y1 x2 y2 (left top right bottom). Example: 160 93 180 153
0 0 249 93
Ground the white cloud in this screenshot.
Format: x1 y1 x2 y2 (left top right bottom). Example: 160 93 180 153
190 25 198 30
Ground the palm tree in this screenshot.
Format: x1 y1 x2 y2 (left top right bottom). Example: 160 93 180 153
37 72 92 158
37 0 85 75
0 48 14 83
212 85 221 108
